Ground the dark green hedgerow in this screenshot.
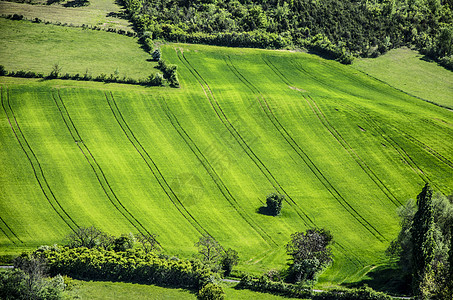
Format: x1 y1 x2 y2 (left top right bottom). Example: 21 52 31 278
32 246 215 289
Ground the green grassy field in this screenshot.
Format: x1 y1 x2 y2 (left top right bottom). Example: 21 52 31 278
0 18 155 79
70 279 305 299
0 0 131 30
1 14 453 294
1 43 452 289
353 47 453 109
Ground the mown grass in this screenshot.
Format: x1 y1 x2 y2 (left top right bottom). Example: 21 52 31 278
0 18 155 79
70 279 305 299
0 0 131 30
1 37 452 290
353 47 453 109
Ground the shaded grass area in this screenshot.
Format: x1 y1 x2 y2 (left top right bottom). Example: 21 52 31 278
353 47 453 109
0 18 155 79
0 0 131 30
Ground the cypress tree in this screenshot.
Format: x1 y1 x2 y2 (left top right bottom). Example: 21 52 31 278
410 183 435 298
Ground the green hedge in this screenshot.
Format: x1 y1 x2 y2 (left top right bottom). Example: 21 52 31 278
34 247 214 289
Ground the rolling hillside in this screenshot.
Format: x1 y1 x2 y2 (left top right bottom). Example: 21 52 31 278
1 41 452 287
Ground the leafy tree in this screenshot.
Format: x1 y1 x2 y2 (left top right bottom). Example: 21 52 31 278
195 235 222 267
220 248 239 276
0 65 6 76
197 283 225 300
286 228 333 283
266 193 284 216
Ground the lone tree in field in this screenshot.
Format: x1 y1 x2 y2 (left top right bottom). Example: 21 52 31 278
266 193 284 216
286 228 334 283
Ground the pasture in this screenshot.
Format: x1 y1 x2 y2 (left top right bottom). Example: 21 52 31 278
353 47 453 109
0 20 452 288
0 18 155 80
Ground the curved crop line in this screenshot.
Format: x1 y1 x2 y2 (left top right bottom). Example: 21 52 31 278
226 56 386 242
105 92 209 239
304 95 402 207
1 87 78 233
350 108 445 193
177 50 316 229
0 216 21 245
52 91 155 240
395 127 453 170
162 102 277 246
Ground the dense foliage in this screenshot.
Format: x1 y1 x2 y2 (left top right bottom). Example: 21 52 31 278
286 228 334 284
265 192 284 216
387 184 453 299
122 0 453 65
33 246 214 289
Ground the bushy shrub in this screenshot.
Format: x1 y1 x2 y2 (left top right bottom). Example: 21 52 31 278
266 193 284 216
197 283 225 300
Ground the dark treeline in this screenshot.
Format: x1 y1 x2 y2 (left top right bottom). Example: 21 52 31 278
122 0 453 66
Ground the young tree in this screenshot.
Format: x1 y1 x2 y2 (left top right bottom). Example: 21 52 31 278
266 193 284 216
113 233 135 252
197 283 225 300
195 235 222 266
286 228 333 283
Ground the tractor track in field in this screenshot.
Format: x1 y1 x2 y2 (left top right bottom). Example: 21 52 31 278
1 86 78 235
265 56 402 207
303 95 402 207
349 108 445 193
226 56 386 242
105 92 209 239
0 216 22 245
226 57 317 227
162 102 277 247
52 91 156 242
177 50 314 229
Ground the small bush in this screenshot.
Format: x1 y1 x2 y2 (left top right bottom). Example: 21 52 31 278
197 283 225 300
266 193 284 216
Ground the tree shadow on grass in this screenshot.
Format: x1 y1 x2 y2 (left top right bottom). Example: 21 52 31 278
257 206 274 216
342 265 412 297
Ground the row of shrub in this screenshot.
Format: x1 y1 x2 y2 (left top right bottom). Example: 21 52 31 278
0 65 168 87
2 14 137 37
29 246 215 289
237 275 392 300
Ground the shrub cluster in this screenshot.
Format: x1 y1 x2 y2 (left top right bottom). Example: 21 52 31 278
237 276 392 299
156 59 179 88
34 246 214 289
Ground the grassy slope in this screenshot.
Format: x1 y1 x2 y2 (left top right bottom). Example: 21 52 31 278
0 18 155 79
1 19 452 290
353 47 453 109
0 0 131 30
